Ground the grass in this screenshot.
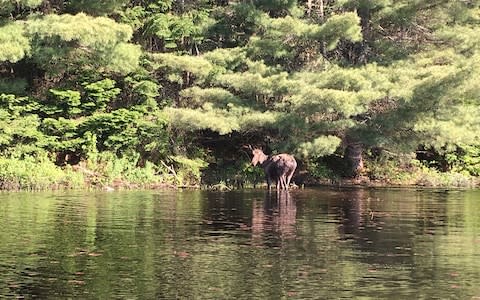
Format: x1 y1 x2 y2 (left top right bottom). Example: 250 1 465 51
0 156 84 190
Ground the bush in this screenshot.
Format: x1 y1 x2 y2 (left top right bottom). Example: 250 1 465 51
415 165 477 188
0 156 84 190
201 158 266 189
307 161 335 180
365 151 478 187
168 155 208 186
86 151 162 186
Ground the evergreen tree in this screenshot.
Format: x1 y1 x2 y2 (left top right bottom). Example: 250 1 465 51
0 0 479 188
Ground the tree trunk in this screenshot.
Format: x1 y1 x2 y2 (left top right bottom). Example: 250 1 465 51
318 0 326 56
319 0 324 20
307 0 324 20
344 142 364 178
307 0 312 17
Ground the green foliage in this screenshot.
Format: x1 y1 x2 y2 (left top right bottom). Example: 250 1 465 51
47 89 82 117
459 147 480 177
133 111 171 162
202 158 265 189
150 52 214 83
0 155 84 190
444 145 480 176
164 105 280 135
25 13 139 74
290 65 387 119
124 74 161 105
0 23 30 63
0 0 42 17
119 6 149 30
438 25 480 54
366 150 478 187
415 165 477 188
169 155 207 186
82 79 121 113
80 109 143 152
105 43 142 74
144 10 213 50
254 0 297 15
164 107 239 135
209 3 264 47
366 152 417 184
81 131 98 159
414 105 480 150
237 110 279 131
78 109 171 164
0 111 44 156
179 87 239 108
248 12 362 67
66 0 130 15
296 136 342 159
0 94 39 115
0 79 28 95
40 117 82 152
27 13 133 49
203 47 247 71
241 161 267 187
217 69 291 106
315 13 363 49
87 151 161 185
1 0 480 189
306 161 335 180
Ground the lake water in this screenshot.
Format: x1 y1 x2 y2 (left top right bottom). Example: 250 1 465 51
1 188 480 299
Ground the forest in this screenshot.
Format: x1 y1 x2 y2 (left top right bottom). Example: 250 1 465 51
0 0 479 190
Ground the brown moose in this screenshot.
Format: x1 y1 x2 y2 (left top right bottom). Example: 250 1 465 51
247 146 297 190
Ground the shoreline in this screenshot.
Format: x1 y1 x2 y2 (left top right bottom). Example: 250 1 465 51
2 180 477 192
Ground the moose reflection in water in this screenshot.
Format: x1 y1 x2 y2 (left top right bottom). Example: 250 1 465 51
251 191 297 245
247 146 297 190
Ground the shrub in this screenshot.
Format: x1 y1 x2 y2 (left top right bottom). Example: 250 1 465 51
168 155 208 186
86 151 162 186
415 165 477 188
0 155 84 190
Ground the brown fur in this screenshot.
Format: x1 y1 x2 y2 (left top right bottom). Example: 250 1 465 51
251 148 297 190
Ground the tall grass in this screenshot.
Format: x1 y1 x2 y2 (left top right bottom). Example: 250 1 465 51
0 156 84 190
366 156 478 188
85 151 163 187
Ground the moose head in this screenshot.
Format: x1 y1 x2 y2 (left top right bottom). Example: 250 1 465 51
251 148 269 166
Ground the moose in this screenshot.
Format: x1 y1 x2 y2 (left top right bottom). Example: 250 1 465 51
247 146 297 190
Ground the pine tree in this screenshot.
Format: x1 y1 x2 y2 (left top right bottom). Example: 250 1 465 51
1 0 480 187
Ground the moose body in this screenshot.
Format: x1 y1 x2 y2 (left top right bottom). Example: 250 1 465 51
251 148 297 190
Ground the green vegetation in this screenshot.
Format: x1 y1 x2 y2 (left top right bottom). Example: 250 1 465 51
1 0 480 189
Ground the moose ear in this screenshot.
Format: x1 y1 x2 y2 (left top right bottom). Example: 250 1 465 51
242 144 254 151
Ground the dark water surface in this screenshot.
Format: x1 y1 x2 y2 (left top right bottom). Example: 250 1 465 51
1 188 480 299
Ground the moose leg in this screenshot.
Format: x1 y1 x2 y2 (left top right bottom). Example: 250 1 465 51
277 175 284 190
266 176 271 190
285 171 294 189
